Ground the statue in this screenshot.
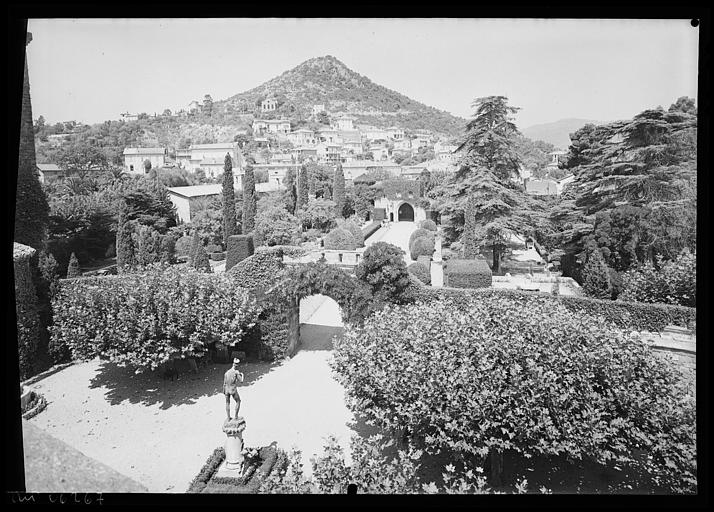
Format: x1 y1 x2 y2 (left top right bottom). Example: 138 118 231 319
223 357 244 420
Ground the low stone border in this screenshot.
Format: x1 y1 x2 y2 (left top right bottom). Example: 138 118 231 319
22 391 48 420
21 362 74 388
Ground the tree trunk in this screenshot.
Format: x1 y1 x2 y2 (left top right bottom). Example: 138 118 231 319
492 245 500 274
490 449 504 487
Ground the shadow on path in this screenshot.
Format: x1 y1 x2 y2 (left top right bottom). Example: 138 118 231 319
299 324 344 352
88 360 283 409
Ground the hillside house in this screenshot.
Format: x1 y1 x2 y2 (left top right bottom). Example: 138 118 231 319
36 163 65 183
261 97 278 112
316 143 343 165
370 146 389 161
333 114 356 131
123 147 167 174
386 127 405 140
338 130 363 154
547 150 568 168
287 129 317 146
252 163 300 187
167 184 227 223
175 149 191 170
312 104 326 116
252 119 291 136
525 179 559 196
394 138 412 151
361 128 389 142
188 142 242 175
119 112 138 122
317 128 340 144
293 147 318 162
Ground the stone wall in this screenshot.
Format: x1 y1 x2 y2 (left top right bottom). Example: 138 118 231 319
640 325 696 395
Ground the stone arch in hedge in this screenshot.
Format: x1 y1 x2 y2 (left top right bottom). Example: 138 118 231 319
270 262 376 356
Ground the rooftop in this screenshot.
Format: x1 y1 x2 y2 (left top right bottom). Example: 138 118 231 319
37 163 62 172
13 242 36 260
189 142 237 150
167 184 224 198
123 147 165 155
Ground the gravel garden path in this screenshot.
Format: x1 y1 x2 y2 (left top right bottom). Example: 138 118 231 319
366 221 418 265
24 299 367 493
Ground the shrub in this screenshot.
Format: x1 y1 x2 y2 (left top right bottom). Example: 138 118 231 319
186 447 225 493
14 243 40 380
254 198 301 247
362 221 381 241
188 230 201 267
355 242 411 304
193 245 212 272
443 258 492 288
582 249 612 299
189 445 280 494
372 208 386 221
409 236 435 261
332 298 697 493
175 235 193 257
210 251 226 261
323 228 357 250
50 267 261 372
419 219 437 232
619 251 696 307
337 218 365 247
408 228 434 249
407 262 431 285
66 252 81 278
206 243 223 254
225 234 254 272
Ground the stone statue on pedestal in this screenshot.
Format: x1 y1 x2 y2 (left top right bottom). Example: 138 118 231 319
223 357 244 420
222 417 246 471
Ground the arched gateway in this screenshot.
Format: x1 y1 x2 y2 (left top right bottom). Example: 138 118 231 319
398 202 414 221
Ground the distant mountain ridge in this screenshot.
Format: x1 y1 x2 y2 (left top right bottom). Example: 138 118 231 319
522 118 601 150
215 55 468 136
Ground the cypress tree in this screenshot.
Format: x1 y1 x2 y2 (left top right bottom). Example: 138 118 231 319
188 229 201 267
66 252 81 278
193 244 212 273
115 206 136 273
582 249 612 299
242 164 256 233
284 166 297 214
307 169 316 200
222 153 238 246
15 32 49 251
297 164 309 208
333 163 346 218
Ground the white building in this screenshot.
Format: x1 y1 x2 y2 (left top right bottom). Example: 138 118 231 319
175 149 191 170
252 163 300 187
188 142 242 177
370 146 389 161
317 128 340 144
548 150 568 168
167 184 228 223
252 119 291 136
312 104 326 117
394 138 412 151
261 97 278 112
373 179 427 223
361 128 389 142
316 143 342 165
338 130 363 154
120 112 138 122
333 114 356 131
287 128 317 146
386 127 405 140
36 163 65 183
556 174 576 194
123 147 167 174
187 101 200 114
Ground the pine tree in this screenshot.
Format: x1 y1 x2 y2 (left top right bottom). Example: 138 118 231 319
242 164 257 233
15 33 49 251
222 153 238 246
66 252 81 278
333 163 346 218
193 244 212 273
462 195 479 258
582 249 612 299
188 230 201 267
297 164 309 209
115 206 136 273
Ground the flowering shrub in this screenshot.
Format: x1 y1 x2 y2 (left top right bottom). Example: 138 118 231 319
332 298 697 493
50 266 260 372
619 251 696 307
323 228 358 250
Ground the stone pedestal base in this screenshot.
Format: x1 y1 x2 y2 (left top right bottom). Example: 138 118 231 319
214 460 245 479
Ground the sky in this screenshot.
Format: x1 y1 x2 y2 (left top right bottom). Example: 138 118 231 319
26 18 699 130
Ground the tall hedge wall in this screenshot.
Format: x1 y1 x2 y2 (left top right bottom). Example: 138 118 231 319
443 258 492 289
362 221 381 241
14 243 40 380
372 208 386 221
226 234 254 272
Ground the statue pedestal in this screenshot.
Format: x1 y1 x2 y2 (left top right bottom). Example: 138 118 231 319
222 417 246 473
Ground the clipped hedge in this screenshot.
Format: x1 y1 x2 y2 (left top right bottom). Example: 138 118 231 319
210 251 226 261
407 262 431 285
226 234 254 272
187 447 225 493
443 258 492 288
362 221 381 241
333 297 697 493
338 220 365 248
227 247 288 296
401 281 696 333
188 445 280 494
323 228 358 250
409 236 435 261
175 235 193 257
50 267 261 372
419 219 437 232
417 255 431 268
14 243 40 380
408 228 434 249
373 208 386 221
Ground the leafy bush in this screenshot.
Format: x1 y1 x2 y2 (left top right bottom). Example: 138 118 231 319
189 445 280 494
297 198 337 232
186 447 225 493
210 251 226 261
50 267 261 372
175 235 193 257
418 219 437 232
362 221 381 241
355 242 411 304
193 245 212 272
254 196 301 247
228 247 287 296
407 262 431 285
206 243 223 253
408 228 434 249
66 252 81 278
226 234 254 272
337 218 365 247
619 251 696 307
323 228 358 250
409 236 435 261
332 298 696 493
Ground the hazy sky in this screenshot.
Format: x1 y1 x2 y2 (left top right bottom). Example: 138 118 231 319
26 18 698 129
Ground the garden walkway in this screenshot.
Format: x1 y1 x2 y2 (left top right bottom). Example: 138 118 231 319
23 296 367 492
365 221 418 265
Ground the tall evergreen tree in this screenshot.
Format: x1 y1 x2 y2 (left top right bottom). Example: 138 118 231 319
242 164 257 233
297 164 309 209
222 153 238 245
115 206 136 273
308 171 316 200
193 244 212 273
15 32 49 251
66 252 81 278
284 166 298 214
333 163 346 218
462 195 479 258
188 229 201 267
581 249 612 299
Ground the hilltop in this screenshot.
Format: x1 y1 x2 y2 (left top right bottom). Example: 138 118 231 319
216 55 467 136
522 118 600 150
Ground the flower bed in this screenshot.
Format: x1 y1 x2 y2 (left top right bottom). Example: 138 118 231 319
187 445 280 493
21 390 48 420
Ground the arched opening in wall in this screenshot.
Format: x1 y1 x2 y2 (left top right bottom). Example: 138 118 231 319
298 294 343 352
389 212 394 222
398 202 414 222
